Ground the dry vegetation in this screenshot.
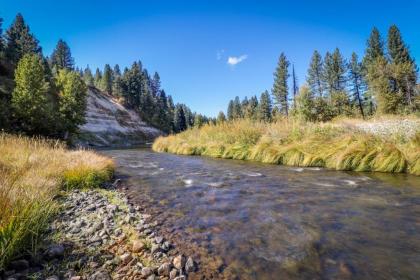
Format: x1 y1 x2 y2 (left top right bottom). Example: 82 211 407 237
153 116 420 176
0 134 114 269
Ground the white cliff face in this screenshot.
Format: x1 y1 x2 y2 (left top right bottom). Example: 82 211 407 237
76 87 163 147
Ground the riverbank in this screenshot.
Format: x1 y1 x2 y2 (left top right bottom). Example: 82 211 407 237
0 134 197 280
152 117 420 175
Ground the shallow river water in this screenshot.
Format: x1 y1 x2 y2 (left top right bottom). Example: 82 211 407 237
102 148 420 280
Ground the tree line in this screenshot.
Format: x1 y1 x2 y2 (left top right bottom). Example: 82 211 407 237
225 25 419 122
79 61 199 133
0 13 200 138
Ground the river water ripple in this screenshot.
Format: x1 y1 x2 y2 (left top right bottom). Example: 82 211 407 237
102 148 420 280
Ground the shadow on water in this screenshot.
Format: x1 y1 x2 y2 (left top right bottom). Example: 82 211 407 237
101 148 420 280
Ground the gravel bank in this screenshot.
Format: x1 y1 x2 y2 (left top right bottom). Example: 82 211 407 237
1 181 196 280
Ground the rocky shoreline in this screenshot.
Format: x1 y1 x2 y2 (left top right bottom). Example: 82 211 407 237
1 180 197 280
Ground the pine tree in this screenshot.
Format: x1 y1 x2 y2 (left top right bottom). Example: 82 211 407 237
101 64 113 94
5 13 41 65
55 69 87 136
120 62 142 108
241 96 249 118
0 17 3 54
151 72 161 97
387 25 417 109
292 65 298 108
348 52 365 117
174 104 187 132
94 68 102 88
247 95 259 119
323 48 347 95
363 27 384 67
166 95 175 131
50 39 74 70
217 111 226 123
272 53 290 116
295 85 314 121
258 90 272 122
227 100 234 120
112 64 123 98
307 50 324 97
232 96 242 119
11 54 52 134
83 66 94 86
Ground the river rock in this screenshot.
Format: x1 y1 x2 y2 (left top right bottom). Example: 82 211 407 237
169 269 178 279
173 254 185 270
46 276 60 280
173 276 186 280
151 244 161 254
132 240 145 253
185 257 195 273
120 253 132 264
89 270 111 280
44 244 64 260
141 267 153 277
10 259 29 271
158 262 172 276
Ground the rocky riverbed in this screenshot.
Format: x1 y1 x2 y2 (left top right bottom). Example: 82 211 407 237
1 181 196 280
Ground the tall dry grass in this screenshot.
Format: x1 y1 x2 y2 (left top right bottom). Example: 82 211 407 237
153 118 420 175
0 133 114 270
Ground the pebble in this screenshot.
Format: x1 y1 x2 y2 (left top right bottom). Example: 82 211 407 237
173 254 185 270
158 262 172 276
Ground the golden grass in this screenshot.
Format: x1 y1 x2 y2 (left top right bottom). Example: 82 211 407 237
0 133 114 270
153 118 420 176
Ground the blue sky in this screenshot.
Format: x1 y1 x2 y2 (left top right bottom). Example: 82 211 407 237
2 1 419 116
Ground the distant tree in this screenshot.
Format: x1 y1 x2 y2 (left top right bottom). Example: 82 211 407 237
174 104 187 132
241 96 249 118
166 95 175 131
387 25 417 110
232 96 242 119
5 13 41 66
83 66 94 86
363 27 385 67
55 69 87 136
121 62 142 108
217 111 226 123
294 85 314 121
151 72 161 97
194 114 206 128
272 53 290 116
227 100 234 120
112 64 123 98
0 17 3 54
101 64 113 94
50 39 74 71
348 52 365 117
292 65 298 108
247 95 259 119
94 68 102 88
258 90 272 122
11 54 52 134
307 50 324 97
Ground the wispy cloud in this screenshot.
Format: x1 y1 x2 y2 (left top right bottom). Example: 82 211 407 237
227 55 248 66
216 49 225 60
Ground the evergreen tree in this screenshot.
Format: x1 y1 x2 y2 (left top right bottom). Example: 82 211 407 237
292 65 298 108
323 48 347 95
217 111 226 123
307 50 324 97
166 95 175 131
121 62 142 108
272 53 290 116
247 95 259 119
151 72 161 97
241 96 249 118
227 100 234 120
11 54 52 134
55 69 87 136
50 39 74 70
363 27 385 67
174 104 187 132
387 25 417 109
101 64 113 94
0 17 3 54
258 90 272 122
5 13 41 65
112 64 124 98
232 96 242 119
348 52 365 117
294 85 314 121
194 114 206 128
94 68 102 88
83 66 94 86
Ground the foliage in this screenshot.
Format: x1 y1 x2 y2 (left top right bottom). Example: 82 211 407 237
50 39 74 71
272 52 290 115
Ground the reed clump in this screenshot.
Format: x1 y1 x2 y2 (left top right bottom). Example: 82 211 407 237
153 118 420 175
0 133 114 270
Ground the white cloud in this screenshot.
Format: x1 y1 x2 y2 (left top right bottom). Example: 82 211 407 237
216 49 225 60
227 55 248 66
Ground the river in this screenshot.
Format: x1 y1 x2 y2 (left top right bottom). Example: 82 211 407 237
102 148 420 280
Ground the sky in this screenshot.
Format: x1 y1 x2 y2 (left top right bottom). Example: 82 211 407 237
2 0 420 116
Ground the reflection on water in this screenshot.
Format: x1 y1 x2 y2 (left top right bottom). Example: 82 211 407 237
102 148 420 280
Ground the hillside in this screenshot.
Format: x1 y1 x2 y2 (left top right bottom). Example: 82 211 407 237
75 87 163 147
